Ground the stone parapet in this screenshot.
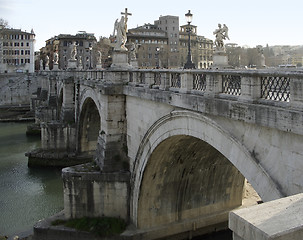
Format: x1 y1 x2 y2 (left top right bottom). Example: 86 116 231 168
229 193 303 240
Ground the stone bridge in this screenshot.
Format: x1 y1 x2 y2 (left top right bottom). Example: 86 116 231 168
30 68 303 239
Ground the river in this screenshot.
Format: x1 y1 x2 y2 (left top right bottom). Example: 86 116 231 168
0 122 63 237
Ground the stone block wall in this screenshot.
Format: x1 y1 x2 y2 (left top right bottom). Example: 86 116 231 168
62 163 130 221
0 73 39 106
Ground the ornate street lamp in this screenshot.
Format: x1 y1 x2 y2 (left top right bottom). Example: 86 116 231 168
89 45 92 69
184 10 195 69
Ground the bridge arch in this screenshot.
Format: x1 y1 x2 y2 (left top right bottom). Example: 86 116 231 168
131 110 283 228
78 91 101 155
57 88 63 120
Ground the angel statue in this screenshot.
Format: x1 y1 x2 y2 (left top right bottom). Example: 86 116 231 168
213 23 230 51
112 16 127 51
53 52 59 64
97 51 102 64
70 42 77 60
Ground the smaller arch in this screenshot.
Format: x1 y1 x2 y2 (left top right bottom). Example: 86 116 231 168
57 89 63 120
78 97 101 155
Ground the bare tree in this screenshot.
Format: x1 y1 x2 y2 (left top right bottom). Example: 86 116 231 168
0 18 9 28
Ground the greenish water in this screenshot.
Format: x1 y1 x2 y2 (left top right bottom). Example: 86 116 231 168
0 122 63 237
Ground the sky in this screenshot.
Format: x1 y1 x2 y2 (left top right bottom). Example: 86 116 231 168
1 0 303 50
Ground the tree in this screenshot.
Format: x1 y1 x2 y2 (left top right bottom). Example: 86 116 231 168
0 18 9 28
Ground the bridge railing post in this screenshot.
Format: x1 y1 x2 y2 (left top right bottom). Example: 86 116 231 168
145 72 153 88
239 76 261 103
179 72 193 93
204 73 222 97
290 77 303 108
160 71 170 90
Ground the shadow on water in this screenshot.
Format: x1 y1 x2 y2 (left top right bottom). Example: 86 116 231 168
192 229 232 240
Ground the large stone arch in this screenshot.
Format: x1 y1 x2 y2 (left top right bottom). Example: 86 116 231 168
131 110 284 228
78 90 101 155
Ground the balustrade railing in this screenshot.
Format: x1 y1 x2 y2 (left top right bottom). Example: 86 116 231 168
261 76 290 102
222 74 241 96
139 72 145 84
153 72 161 87
170 72 181 88
48 68 303 106
193 73 207 91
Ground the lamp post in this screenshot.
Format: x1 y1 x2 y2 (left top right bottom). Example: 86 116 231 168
89 45 92 69
184 10 195 69
156 47 160 68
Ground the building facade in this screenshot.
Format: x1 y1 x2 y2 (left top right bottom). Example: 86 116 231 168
127 24 169 68
179 24 213 69
155 15 180 68
0 25 35 73
128 15 213 69
42 31 97 70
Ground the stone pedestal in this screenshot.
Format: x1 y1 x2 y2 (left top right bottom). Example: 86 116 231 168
67 59 77 70
111 50 131 70
130 59 139 68
52 63 59 71
45 65 50 71
211 51 229 69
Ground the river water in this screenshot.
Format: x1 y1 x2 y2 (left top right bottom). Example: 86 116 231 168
0 122 63 237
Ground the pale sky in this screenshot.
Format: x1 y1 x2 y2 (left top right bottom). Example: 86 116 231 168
1 0 303 50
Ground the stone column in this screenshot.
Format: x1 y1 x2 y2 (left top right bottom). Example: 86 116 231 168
95 71 128 172
290 77 303 109
204 74 222 97
61 77 75 123
239 76 261 103
180 72 193 93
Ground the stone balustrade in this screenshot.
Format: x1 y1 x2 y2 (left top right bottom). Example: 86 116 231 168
44 68 303 109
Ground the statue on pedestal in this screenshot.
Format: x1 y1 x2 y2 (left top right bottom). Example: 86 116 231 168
113 16 127 51
70 42 77 60
97 51 102 65
213 23 229 51
130 43 137 60
112 8 132 51
53 52 59 65
45 55 50 70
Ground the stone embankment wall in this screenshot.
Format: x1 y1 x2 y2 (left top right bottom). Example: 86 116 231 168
0 73 39 106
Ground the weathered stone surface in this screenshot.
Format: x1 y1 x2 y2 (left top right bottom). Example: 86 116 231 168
28 69 303 239
229 193 303 240
62 163 130 221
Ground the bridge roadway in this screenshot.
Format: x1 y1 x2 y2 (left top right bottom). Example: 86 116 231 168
31 68 303 239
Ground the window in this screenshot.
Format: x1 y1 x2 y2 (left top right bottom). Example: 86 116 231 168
26 42 29 47
21 50 24 55
21 42 24 47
